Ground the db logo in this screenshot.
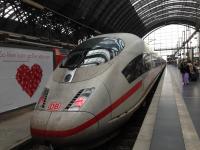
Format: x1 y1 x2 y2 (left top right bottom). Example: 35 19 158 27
48 102 61 111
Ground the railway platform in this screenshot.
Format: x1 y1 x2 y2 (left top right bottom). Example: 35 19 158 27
0 106 33 150
133 65 200 150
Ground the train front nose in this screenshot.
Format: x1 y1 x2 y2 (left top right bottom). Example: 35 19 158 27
31 110 97 144
31 82 111 144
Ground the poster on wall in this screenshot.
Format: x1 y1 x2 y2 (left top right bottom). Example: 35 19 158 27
0 46 54 113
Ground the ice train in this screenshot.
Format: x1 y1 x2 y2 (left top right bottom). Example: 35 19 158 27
30 33 165 145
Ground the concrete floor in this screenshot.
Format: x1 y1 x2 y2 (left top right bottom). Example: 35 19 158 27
133 65 200 150
0 107 32 150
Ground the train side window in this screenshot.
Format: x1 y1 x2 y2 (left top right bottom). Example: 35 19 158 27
152 54 160 68
122 54 143 83
151 55 156 68
154 58 161 67
143 53 152 71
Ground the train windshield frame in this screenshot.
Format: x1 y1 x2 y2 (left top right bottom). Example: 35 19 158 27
60 37 125 69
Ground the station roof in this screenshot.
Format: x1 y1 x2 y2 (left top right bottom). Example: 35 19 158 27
1 0 200 45
35 0 200 36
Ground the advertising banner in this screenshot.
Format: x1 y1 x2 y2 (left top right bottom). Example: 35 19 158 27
0 46 54 113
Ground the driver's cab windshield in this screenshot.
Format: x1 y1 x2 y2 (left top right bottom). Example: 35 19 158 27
60 37 125 69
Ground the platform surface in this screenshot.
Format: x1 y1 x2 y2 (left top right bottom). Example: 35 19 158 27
133 65 200 150
0 107 32 150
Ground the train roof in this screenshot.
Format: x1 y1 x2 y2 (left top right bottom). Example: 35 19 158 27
85 33 162 59
94 33 142 44
93 33 145 54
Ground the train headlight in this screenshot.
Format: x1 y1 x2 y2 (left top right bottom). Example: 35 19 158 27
74 97 87 107
35 88 49 110
67 87 95 111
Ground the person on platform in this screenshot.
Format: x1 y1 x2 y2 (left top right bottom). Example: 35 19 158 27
179 59 185 83
179 59 190 85
187 60 194 81
190 62 199 81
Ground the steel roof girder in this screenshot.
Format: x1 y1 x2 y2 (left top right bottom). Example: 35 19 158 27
137 0 199 16
143 11 200 25
141 6 200 21
146 15 200 28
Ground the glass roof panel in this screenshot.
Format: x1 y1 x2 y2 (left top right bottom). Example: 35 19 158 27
146 15 199 27
129 0 200 34
142 8 200 22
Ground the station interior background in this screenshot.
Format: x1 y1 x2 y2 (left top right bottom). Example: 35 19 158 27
1 1 200 150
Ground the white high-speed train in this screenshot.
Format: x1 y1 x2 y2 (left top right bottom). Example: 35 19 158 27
30 33 165 145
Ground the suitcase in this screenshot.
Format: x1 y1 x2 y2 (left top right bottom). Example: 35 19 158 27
190 73 198 81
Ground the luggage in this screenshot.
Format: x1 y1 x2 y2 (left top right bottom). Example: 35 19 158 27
190 73 198 81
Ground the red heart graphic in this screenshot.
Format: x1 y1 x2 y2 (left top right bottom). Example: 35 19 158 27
16 64 43 97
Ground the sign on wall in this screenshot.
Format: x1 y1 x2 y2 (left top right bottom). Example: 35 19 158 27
0 46 54 113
